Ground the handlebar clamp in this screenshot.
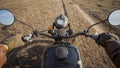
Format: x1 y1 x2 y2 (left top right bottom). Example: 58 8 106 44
21 33 33 42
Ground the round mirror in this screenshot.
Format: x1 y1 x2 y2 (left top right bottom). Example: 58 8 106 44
0 9 15 25
108 9 120 26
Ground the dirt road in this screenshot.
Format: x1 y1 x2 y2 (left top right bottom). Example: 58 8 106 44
0 0 116 68
72 0 120 36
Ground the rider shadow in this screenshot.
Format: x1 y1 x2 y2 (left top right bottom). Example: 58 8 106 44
2 39 53 68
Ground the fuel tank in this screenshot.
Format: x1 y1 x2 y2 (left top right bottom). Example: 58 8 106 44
41 43 82 68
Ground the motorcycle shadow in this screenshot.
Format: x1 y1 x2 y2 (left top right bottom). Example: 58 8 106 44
3 39 54 68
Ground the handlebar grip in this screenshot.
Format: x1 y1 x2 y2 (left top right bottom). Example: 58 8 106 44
21 33 33 42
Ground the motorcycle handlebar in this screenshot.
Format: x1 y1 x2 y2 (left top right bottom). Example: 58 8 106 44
37 32 96 39
22 31 99 42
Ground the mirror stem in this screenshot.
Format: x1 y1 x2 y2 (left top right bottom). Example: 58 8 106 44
15 19 34 31
87 19 108 33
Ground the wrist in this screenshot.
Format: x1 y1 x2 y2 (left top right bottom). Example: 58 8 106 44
104 41 120 48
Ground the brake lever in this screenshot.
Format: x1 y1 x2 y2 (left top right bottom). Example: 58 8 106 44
83 30 99 40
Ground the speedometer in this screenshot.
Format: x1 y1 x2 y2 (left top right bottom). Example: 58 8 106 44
55 14 68 28
57 19 65 26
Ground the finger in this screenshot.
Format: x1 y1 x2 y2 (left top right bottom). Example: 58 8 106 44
0 44 8 52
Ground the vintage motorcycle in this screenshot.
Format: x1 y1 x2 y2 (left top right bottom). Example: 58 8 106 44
0 9 120 68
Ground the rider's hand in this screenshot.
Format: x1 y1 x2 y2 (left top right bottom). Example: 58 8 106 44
96 32 119 47
0 44 8 68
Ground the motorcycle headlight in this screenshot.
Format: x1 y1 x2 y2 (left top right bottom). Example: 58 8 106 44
55 14 68 28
